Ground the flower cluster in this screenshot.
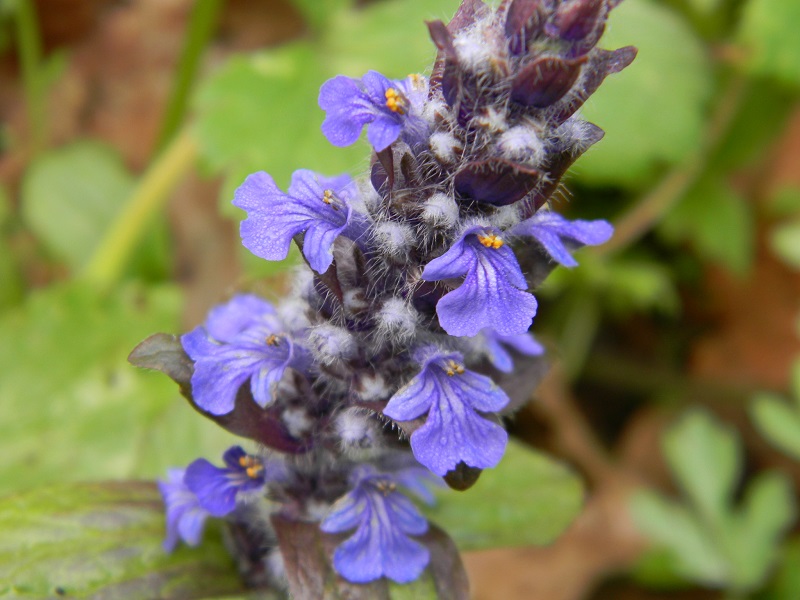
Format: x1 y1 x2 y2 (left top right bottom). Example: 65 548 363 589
147 0 634 590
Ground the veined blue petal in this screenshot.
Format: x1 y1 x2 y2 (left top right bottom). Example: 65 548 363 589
158 468 210 552
510 211 614 267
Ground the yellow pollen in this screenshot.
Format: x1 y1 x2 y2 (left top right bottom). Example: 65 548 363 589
445 360 465 376
322 189 340 211
477 233 504 249
375 480 397 496
385 88 407 115
266 334 280 346
246 464 264 478
408 73 425 90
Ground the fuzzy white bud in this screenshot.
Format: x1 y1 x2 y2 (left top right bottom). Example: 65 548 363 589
373 221 415 257
334 407 384 459
282 407 313 439
498 124 545 164
422 192 460 228
308 324 357 365
377 297 418 342
429 131 461 164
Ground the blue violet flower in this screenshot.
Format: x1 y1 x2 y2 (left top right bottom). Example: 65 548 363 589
422 226 538 337
182 294 311 415
158 468 210 552
319 71 428 151
321 466 431 583
383 348 510 476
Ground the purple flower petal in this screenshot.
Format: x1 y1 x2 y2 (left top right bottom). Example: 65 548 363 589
319 71 428 152
321 468 431 584
423 227 537 336
481 330 544 373
158 468 210 552
234 169 362 274
384 350 510 475
185 446 270 517
205 294 277 342
511 211 613 267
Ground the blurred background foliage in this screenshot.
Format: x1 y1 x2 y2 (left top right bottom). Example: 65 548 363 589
1 0 799 598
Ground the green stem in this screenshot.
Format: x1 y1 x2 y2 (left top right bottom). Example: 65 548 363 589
82 128 198 290
155 0 223 153
595 74 748 257
14 0 46 151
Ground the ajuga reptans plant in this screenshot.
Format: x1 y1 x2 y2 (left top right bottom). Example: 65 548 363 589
131 0 635 592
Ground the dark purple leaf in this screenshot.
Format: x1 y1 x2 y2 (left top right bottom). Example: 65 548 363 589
504 0 543 55
552 46 637 122
454 158 541 206
511 56 586 107
551 0 606 41
129 333 193 394
421 525 470 600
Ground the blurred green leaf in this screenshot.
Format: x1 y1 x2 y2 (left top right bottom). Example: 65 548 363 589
631 490 728 586
322 0 454 77
20 141 134 270
424 440 584 550
761 537 800 600
0 282 234 495
768 186 800 218
0 481 254 599
632 410 796 593
659 174 754 276
738 0 800 88
752 393 800 460
663 409 739 523
730 472 796 589
577 0 713 187
288 0 353 32
769 219 800 270
713 82 796 173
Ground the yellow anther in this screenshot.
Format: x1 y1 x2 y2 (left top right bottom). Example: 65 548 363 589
408 73 425 90
375 480 397 496
246 464 264 479
477 233 504 249
266 334 280 346
238 455 264 478
322 189 340 211
445 360 465 376
385 88 408 115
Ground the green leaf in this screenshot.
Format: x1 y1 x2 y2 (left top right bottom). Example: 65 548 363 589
764 536 800 600
659 174 754 276
423 440 584 550
662 409 740 524
751 393 800 461
287 0 353 32
576 0 713 187
20 141 134 270
727 472 796 590
738 0 800 88
630 489 728 585
768 186 800 219
0 282 234 496
0 481 253 599
769 219 800 270
322 0 455 78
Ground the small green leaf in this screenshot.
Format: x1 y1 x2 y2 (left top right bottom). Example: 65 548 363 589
0 481 251 599
20 141 134 270
659 174 754 276
577 0 713 187
738 0 800 88
662 409 740 525
0 282 234 495
727 472 796 590
424 440 584 550
288 0 353 32
751 393 800 461
768 186 800 218
765 536 800 600
769 219 800 270
630 489 728 585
